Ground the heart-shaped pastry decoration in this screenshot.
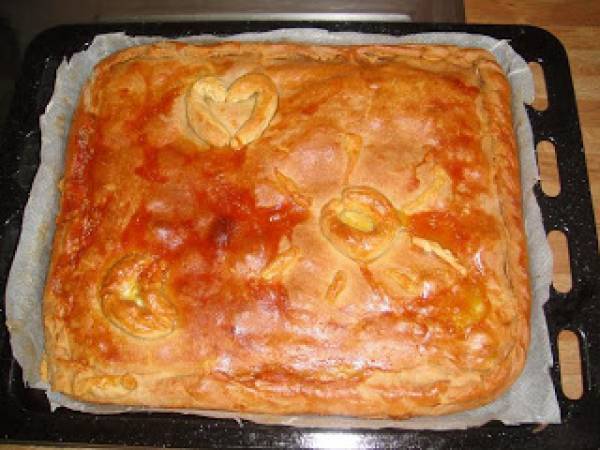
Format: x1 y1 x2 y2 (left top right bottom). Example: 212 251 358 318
100 254 177 339
186 73 278 149
320 186 401 263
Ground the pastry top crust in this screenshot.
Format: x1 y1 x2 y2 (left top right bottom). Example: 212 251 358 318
42 41 530 418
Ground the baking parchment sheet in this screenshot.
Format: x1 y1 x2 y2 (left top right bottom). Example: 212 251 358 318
5 29 561 429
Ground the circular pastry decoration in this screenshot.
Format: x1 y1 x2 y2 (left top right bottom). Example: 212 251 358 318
100 254 177 339
320 186 401 263
186 73 278 149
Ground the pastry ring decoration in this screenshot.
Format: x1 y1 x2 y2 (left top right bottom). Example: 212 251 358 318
320 186 401 263
186 73 278 149
100 254 178 339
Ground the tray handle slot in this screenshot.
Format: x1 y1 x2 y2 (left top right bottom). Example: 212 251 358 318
557 329 583 400
536 140 561 197
548 230 572 293
529 61 549 111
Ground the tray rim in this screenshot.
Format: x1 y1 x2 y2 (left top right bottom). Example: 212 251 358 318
1 21 598 449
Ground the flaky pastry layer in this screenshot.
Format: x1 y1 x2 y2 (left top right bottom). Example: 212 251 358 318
42 41 530 419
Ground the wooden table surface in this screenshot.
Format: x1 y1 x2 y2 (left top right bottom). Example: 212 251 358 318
3 1 599 448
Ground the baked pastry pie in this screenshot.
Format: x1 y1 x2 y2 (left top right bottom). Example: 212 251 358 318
41 41 530 418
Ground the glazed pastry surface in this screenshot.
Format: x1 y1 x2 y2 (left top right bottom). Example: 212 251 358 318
42 42 530 418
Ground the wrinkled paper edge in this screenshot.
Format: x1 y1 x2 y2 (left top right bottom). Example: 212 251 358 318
5 29 561 429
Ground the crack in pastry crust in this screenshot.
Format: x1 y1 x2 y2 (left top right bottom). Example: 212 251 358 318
73 373 138 400
324 270 348 304
340 133 362 185
42 41 530 419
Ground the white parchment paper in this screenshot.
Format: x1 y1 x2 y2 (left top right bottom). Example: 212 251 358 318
5 29 561 429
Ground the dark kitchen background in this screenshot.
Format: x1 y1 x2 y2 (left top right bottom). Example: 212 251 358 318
0 0 464 138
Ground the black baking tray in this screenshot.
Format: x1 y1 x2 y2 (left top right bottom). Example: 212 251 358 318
1 22 598 448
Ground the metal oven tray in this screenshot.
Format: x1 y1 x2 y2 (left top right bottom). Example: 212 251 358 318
1 22 598 448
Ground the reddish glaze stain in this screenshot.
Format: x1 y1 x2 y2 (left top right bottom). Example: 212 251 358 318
132 86 181 128
134 144 168 183
301 102 320 116
408 210 498 254
121 143 309 305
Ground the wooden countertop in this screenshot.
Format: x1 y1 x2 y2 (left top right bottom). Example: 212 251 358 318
2 2 599 448
467 0 600 239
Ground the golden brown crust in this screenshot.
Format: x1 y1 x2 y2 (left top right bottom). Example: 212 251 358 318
42 41 530 418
